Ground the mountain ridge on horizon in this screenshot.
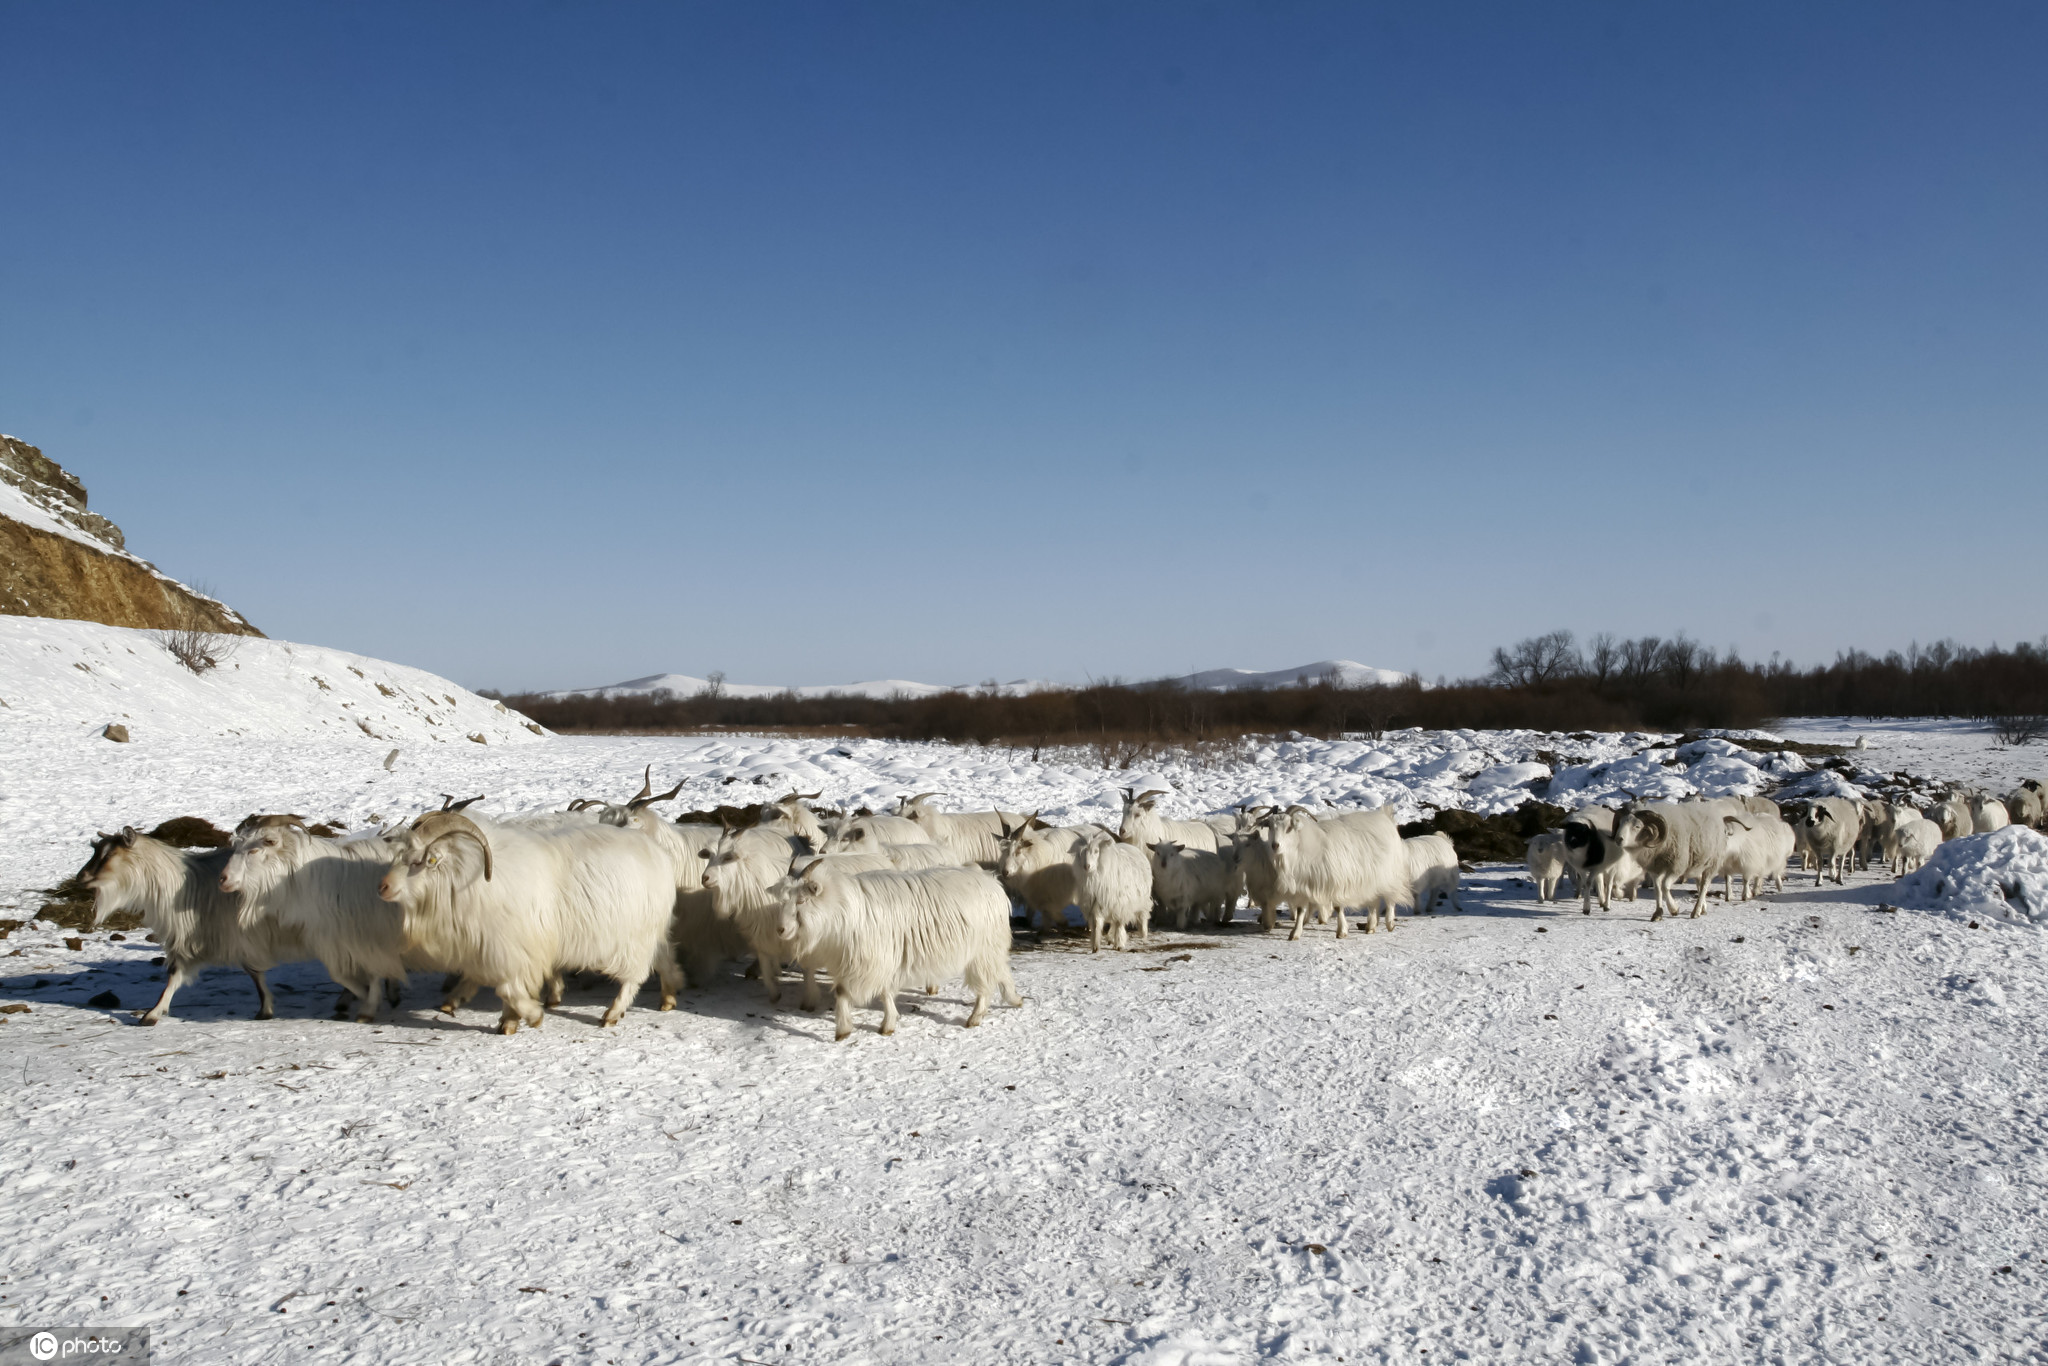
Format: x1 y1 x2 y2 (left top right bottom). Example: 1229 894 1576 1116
536 659 1414 702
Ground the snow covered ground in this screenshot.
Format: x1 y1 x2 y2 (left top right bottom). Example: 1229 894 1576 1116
0 616 545 751
4 696 2047 1363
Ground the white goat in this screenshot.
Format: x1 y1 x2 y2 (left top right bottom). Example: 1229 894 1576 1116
1893 817 1943 873
700 824 822 1008
1149 840 1231 929
1611 802 1732 920
774 860 1020 1040
1855 798 1899 872
1526 831 1571 903
1118 788 1222 854
1075 833 1154 951
1711 813 1795 901
1403 833 1464 913
222 815 420 1022
77 828 307 1025
378 812 682 1034
824 812 930 854
1969 793 2011 833
757 790 830 850
1259 805 1407 938
995 818 1088 932
566 770 754 993
2004 779 2046 830
1802 797 1863 885
1925 792 1973 841
898 794 1020 869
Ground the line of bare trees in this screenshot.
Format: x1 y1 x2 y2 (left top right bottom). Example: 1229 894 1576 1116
491 632 2048 747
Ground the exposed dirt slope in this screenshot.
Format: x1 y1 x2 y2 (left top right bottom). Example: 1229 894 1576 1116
0 432 260 636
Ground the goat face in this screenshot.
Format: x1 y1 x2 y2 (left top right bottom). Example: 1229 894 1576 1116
220 822 303 896
774 860 834 948
1612 808 1667 854
77 828 143 928
1561 820 1610 869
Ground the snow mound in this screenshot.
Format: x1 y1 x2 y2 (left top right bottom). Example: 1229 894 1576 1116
0 615 545 748
1893 827 2048 925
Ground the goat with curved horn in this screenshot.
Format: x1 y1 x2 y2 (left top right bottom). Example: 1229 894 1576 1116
411 811 494 881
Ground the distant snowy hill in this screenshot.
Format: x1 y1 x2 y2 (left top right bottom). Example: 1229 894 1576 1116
540 673 1057 702
0 615 546 747
1171 660 1413 691
543 660 1411 701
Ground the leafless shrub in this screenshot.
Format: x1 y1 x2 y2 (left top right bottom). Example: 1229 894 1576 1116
153 621 241 675
1992 714 2047 746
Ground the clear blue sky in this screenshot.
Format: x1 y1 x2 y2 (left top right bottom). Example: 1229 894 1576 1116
4 2 2043 692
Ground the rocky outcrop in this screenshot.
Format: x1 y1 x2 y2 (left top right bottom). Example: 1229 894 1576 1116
0 433 261 636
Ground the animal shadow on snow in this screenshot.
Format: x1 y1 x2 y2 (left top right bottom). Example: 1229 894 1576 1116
674 965 995 1042
1448 865 1893 926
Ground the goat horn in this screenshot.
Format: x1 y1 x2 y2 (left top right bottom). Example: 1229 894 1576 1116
630 765 653 802
413 811 493 881
630 778 685 811
439 794 485 812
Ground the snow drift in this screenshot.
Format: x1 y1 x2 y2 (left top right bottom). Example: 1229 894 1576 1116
1894 827 2048 926
0 615 545 748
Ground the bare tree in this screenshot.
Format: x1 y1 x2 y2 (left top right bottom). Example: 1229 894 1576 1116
1617 636 1664 687
1586 632 1618 688
700 670 727 700
1659 635 1704 690
1489 630 1582 687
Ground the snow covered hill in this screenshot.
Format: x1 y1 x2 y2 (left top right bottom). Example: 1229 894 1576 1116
542 659 1413 701
540 672 1058 701
1170 659 1414 690
0 615 546 750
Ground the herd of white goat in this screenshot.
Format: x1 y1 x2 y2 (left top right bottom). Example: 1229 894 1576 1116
1525 778 2048 917
71 772 2048 1039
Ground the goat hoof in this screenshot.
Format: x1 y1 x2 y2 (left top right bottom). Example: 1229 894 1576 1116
438 1003 457 1016
500 1019 519 1036
834 1029 852 1041
659 996 676 1012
